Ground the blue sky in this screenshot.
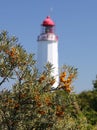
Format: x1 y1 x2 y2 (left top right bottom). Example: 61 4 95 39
0 0 97 93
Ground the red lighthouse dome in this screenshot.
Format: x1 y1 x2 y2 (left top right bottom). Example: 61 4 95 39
42 16 55 26
38 16 58 41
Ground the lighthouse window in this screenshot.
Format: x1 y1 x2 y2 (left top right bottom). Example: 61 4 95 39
45 26 53 33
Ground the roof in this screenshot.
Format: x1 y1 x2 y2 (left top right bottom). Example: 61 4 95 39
42 16 55 26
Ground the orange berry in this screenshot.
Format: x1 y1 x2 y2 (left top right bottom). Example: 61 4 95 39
20 94 26 98
39 75 45 83
65 87 71 92
35 95 40 101
60 72 66 77
14 103 19 109
5 50 10 54
56 111 64 117
8 99 12 103
66 78 72 83
37 102 42 107
45 97 52 106
56 105 61 111
60 76 65 82
11 47 16 52
56 106 64 116
64 82 71 86
10 51 14 56
38 110 45 115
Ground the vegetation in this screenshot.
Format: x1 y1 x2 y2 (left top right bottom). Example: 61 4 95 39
78 76 97 129
0 31 97 129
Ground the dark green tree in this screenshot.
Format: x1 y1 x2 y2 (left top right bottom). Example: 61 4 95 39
93 75 97 91
78 75 97 129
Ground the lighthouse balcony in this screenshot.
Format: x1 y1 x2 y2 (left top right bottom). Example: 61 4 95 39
37 33 58 42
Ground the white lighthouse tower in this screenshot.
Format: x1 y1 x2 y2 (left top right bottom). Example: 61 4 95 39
37 16 59 88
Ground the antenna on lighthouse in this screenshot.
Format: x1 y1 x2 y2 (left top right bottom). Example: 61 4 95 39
49 7 53 17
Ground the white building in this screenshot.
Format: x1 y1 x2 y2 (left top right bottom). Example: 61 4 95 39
37 16 59 88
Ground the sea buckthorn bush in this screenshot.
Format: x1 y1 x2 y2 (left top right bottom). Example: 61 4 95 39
0 31 91 130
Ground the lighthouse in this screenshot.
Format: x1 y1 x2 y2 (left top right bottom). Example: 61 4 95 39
37 16 59 88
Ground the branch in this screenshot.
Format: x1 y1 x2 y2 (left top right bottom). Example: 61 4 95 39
0 77 7 86
0 68 13 86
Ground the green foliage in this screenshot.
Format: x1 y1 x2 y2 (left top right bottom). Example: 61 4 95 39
78 76 97 129
93 75 97 91
0 31 89 129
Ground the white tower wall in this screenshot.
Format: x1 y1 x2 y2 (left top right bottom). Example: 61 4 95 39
37 33 59 88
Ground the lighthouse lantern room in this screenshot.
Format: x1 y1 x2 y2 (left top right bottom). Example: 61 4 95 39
37 16 59 88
